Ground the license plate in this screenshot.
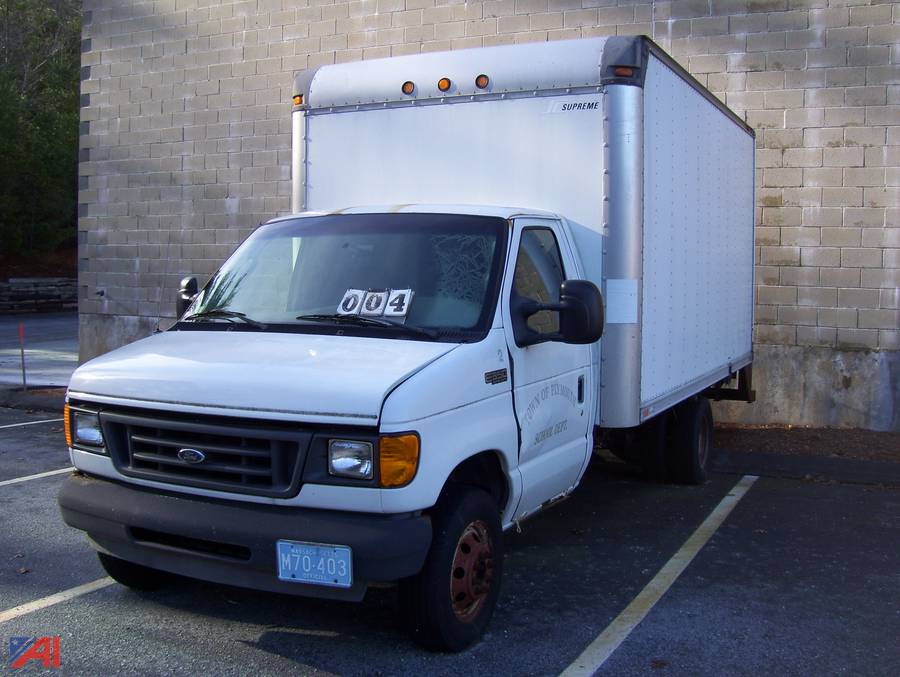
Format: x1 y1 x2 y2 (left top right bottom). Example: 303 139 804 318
276 540 353 588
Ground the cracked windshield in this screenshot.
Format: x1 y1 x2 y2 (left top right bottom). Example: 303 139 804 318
184 213 508 340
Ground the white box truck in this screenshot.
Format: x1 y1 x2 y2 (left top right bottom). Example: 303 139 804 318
60 36 755 651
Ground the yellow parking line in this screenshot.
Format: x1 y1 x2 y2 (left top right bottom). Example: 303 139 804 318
561 475 759 676
0 578 114 625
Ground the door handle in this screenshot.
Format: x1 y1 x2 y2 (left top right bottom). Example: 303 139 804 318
577 375 584 403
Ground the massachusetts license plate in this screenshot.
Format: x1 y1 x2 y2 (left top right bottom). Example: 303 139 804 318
276 540 353 588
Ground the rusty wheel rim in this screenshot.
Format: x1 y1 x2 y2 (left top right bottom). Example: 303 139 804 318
449 519 494 623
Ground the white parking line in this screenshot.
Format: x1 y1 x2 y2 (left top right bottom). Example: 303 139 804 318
0 418 64 430
0 578 114 625
561 475 759 677
0 467 74 487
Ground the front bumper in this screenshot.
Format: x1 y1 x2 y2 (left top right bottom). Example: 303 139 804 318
59 472 432 601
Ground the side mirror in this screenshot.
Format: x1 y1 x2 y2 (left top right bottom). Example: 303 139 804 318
558 279 604 344
512 279 604 348
176 276 198 318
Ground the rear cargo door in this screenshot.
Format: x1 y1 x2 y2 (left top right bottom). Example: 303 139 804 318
503 219 593 519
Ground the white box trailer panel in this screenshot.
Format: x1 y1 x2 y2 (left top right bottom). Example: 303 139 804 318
638 55 755 418
291 36 755 428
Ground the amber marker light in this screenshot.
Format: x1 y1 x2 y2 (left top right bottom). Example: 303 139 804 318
379 433 420 488
437 77 452 92
401 81 415 95
292 94 303 105
475 74 490 89
63 403 72 448
613 67 634 77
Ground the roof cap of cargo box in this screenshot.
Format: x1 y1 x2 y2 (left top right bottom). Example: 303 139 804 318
293 37 647 110
291 36 753 136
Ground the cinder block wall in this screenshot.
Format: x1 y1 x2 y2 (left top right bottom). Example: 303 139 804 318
78 0 899 429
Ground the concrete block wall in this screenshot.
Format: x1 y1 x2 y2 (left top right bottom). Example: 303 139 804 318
79 0 899 429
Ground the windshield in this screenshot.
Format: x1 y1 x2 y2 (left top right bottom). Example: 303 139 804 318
180 213 508 342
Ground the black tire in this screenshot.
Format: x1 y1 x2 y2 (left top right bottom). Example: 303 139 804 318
97 553 171 591
668 396 713 485
399 486 503 652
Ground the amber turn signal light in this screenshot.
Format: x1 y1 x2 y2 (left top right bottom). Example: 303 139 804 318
437 77 451 92
379 433 419 488
63 402 72 448
613 66 634 77
401 81 415 95
292 94 303 106
475 74 489 89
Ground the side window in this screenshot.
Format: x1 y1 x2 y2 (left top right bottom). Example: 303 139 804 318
512 228 566 335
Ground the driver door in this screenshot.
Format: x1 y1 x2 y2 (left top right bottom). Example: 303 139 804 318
503 219 594 519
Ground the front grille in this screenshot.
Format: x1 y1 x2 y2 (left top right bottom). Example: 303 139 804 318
100 410 312 498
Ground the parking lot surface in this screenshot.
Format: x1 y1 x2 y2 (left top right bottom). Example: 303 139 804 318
1 408 897 675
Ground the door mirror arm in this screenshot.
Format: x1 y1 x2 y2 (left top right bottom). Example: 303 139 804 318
523 300 565 314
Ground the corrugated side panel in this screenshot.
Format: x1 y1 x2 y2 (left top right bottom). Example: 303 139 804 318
305 94 605 284
640 55 754 410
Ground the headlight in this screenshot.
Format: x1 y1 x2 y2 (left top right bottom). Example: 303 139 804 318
65 405 106 453
328 439 373 480
74 412 103 446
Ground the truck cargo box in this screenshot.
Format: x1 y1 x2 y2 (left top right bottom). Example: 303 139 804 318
291 36 755 428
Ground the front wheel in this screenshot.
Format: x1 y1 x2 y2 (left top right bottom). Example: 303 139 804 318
399 486 503 652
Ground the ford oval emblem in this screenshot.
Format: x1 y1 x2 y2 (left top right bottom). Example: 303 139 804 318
177 448 206 464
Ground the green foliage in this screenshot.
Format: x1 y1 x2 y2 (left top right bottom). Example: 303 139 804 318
0 0 81 256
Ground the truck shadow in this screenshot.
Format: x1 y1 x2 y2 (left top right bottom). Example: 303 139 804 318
136 459 737 674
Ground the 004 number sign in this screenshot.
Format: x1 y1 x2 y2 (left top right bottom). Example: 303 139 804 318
338 289 414 318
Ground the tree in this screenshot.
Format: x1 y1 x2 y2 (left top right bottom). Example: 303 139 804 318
0 0 81 257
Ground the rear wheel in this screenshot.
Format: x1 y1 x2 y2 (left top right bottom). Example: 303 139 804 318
97 553 172 591
668 396 713 484
399 486 503 652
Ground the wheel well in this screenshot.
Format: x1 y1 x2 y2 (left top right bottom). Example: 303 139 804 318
444 451 509 513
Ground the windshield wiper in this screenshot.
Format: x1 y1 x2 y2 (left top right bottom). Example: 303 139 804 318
295 313 439 340
182 309 266 329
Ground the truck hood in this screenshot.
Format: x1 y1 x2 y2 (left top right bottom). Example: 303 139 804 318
68 331 457 425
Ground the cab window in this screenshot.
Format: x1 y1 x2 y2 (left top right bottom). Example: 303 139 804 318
512 228 565 335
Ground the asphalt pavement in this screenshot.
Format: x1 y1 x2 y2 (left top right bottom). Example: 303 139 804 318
0 312 78 387
0 412 897 675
